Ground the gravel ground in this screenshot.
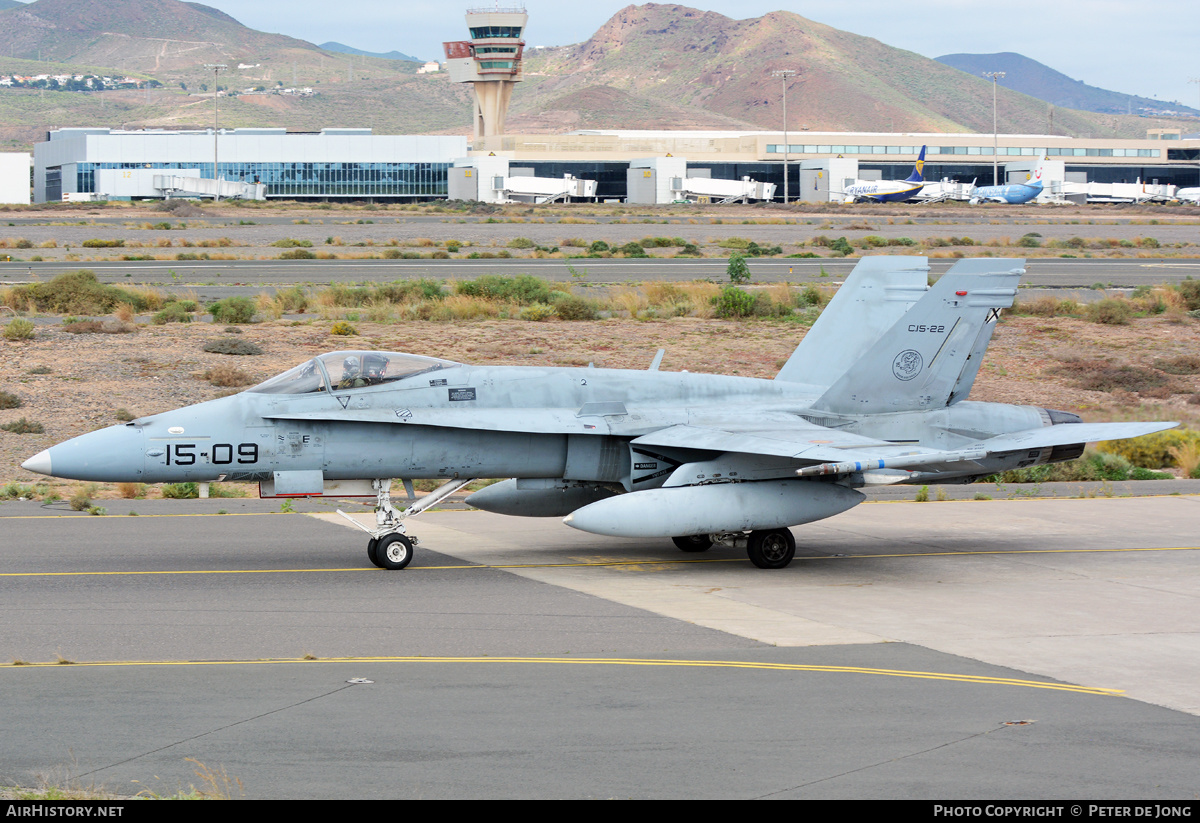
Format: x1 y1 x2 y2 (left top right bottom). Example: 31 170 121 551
1 201 1198 265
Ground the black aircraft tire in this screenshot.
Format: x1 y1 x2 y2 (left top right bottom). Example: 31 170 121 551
672 534 713 552
747 529 796 570
376 534 414 570
367 538 384 569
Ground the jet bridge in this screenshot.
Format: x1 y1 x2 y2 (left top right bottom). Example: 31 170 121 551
669 174 776 204
496 172 598 204
449 156 597 204
93 168 265 200
627 156 774 204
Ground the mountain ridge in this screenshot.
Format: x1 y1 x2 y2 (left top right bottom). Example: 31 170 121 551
936 52 1199 119
0 0 1188 150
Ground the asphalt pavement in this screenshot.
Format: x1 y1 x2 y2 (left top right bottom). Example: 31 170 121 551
1 492 1197 798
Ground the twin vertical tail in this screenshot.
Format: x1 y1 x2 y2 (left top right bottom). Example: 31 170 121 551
904 145 927 184
808 258 1023 415
775 256 930 387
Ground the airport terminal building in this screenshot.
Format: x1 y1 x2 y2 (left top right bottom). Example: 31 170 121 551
33 128 468 203
31 126 1200 203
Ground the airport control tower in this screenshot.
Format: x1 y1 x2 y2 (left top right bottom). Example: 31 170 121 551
443 6 527 139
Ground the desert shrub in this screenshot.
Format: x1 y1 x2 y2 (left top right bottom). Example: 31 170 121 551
518 302 557 321
81 239 124 248
114 408 136 422
552 294 599 320
207 297 256 324
455 274 555 305
1084 298 1133 325
640 236 687 248
203 337 263 355
507 237 535 249
152 302 193 324
712 286 757 318
271 238 313 247
0 417 44 434
1097 429 1200 469
4 318 34 340
1178 279 1200 311
0 390 20 409
743 241 782 257
587 240 610 253
8 270 148 315
1017 233 1042 248
618 242 648 257
273 285 310 313
798 284 831 308
727 252 750 284
204 365 253 387
989 450 1135 483
828 236 853 256
859 235 889 248
117 483 146 499
279 248 316 259
330 320 358 336
1012 296 1080 317
161 482 198 499
63 319 135 334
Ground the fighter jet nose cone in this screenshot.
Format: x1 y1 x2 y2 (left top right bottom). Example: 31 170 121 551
21 449 52 476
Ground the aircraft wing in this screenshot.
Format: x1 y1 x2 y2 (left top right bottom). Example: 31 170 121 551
633 420 910 462
636 419 1179 481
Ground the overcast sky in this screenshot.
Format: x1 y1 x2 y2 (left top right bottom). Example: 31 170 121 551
44 0 1200 107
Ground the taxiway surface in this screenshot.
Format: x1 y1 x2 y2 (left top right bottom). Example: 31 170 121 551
1 496 1197 799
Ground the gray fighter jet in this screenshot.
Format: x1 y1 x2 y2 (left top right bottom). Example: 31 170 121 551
22 257 1175 570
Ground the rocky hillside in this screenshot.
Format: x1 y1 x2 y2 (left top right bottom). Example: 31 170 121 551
0 0 1185 148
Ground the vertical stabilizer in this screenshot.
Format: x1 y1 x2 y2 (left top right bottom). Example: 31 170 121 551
904 145 927 184
776 256 929 386
809 258 1023 414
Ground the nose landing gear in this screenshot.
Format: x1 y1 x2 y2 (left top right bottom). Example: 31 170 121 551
339 478 475 570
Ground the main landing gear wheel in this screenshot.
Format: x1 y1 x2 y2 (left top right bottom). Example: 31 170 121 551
746 529 796 570
375 533 414 570
672 534 713 553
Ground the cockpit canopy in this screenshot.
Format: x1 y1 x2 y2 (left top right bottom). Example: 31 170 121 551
250 351 460 395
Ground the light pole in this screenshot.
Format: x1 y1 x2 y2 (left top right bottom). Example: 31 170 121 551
204 64 227 201
983 71 1006 186
771 69 796 204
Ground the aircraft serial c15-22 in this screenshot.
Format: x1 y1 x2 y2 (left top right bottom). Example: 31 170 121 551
23 256 1177 571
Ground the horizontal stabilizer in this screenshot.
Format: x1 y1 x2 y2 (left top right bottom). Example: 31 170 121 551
963 421 1178 453
794 421 1179 478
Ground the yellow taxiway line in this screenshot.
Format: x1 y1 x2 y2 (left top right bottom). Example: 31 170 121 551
1 544 1197 578
0 655 1123 696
